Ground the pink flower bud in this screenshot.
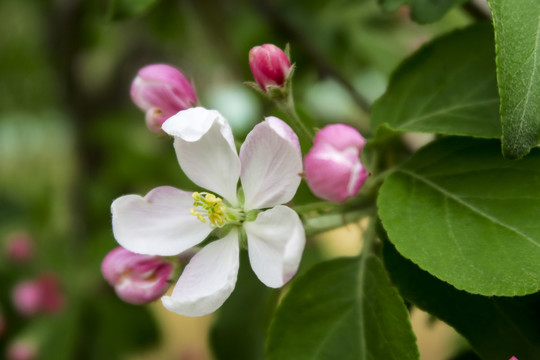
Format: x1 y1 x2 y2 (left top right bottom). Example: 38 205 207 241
249 44 291 92
304 124 368 203
0 308 6 338
6 340 37 360
5 232 34 263
130 64 198 132
101 247 175 305
509 357 518 360
12 274 64 316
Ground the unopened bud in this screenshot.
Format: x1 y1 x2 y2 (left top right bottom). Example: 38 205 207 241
0 308 6 338
5 232 34 263
130 64 198 132
304 124 368 203
249 44 291 93
101 247 175 305
12 274 64 317
6 340 37 360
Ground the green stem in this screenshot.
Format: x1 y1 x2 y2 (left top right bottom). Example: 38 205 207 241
361 216 378 256
302 206 376 238
276 92 314 148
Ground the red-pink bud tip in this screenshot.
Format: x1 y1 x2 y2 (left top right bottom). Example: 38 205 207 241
249 44 291 92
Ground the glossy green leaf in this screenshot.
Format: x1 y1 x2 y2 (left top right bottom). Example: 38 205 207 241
488 0 540 159
378 137 540 296
383 240 540 360
266 256 419 360
371 23 500 139
108 0 160 20
379 0 467 24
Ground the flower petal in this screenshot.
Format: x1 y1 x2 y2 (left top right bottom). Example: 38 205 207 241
240 117 302 210
161 230 239 317
162 107 241 205
112 186 212 256
244 206 305 288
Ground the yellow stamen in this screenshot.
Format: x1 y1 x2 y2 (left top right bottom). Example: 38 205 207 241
190 192 229 228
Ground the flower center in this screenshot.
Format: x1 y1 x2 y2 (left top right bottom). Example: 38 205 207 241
190 192 244 228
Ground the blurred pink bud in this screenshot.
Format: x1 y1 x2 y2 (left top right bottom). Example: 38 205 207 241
304 124 368 203
102 247 175 305
509 357 518 360
6 340 37 360
5 232 34 263
0 309 6 338
249 44 291 92
130 64 198 132
12 274 64 316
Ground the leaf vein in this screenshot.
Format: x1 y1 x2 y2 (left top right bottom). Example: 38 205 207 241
400 169 540 249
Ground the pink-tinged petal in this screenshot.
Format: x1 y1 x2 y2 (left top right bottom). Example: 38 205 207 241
305 124 368 203
145 107 168 133
313 123 366 151
240 117 302 210
130 64 198 133
111 186 212 256
304 142 368 203
162 108 241 205
161 230 239 317
101 247 174 305
244 206 305 288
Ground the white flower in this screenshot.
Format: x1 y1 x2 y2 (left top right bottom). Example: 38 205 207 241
111 107 305 317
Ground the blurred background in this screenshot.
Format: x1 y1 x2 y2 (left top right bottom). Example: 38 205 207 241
0 0 481 358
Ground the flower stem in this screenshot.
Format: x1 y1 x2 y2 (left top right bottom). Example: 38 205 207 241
276 92 314 148
301 205 375 238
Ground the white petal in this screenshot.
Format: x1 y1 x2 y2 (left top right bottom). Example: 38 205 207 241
244 206 305 288
161 230 239 317
240 117 302 210
111 186 212 256
163 107 240 205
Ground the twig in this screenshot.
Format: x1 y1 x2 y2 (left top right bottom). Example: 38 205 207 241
255 0 372 114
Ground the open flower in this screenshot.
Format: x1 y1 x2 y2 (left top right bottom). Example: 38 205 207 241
111 107 305 316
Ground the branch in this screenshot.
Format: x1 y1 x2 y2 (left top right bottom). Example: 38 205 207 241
254 0 371 114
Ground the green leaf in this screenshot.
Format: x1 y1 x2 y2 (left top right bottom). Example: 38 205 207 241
383 240 540 360
210 251 273 360
266 256 419 360
371 23 501 139
379 0 467 24
378 137 540 296
488 0 540 159
108 0 160 20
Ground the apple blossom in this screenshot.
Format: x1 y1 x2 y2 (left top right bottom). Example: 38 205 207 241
101 246 175 305
249 44 291 92
12 274 64 316
304 124 368 203
6 340 37 360
130 64 198 132
111 107 305 317
4 232 34 263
